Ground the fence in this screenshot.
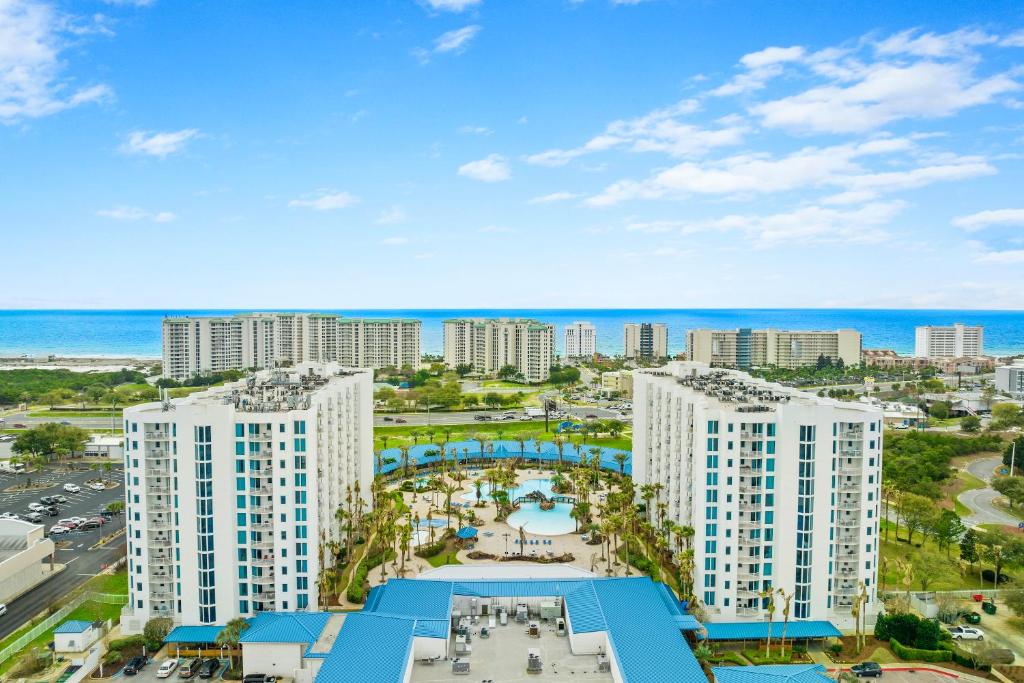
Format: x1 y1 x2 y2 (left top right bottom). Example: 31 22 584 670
881 589 1006 601
0 592 129 669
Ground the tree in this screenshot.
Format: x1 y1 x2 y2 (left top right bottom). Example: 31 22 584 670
898 492 938 545
931 510 966 557
497 365 519 380
994 476 1024 509
143 617 172 652
960 528 979 567
914 553 944 591
483 392 503 409
992 403 1022 428
1003 589 1024 617
928 401 951 420
961 415 981 432
454 363 473 377
216 618 250 669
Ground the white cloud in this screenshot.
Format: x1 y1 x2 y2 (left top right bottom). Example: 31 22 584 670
751 58 1018 134
525 98 743 166
376 206 407 224
101 0 154 5
458 153 510 182
422 0 480 11
434 25 480 53
97 206 176 222
973 247 1024 264
459 125 492 135
120 129 200 158
711 45 805 97
874 28 998 58
628 202 902 247
380 236 409 246
585 138 994 206
0 0 114 122
528 191 581 204
1002 31 1024 48
288 191 360 211
953 208 1024 232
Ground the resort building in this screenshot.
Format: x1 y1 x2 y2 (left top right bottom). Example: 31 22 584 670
442 318 556 383
623 323 668 359
0 518 56 606
119 363 374 633
563 321 597 359
162 313 421 381
600 370 633 398
633 361 883 623
996 360 1024 399
686 328 862 369
915 323 984 359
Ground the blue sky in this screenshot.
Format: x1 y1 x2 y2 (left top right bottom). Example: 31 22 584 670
2 0 1023 309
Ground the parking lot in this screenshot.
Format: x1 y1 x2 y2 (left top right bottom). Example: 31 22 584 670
127 657 228 683
0 463 125 531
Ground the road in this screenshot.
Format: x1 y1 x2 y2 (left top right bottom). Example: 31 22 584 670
958 456 1017 528
2 410 121 431
0 464 128 641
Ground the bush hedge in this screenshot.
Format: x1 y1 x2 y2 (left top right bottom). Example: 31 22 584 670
346 548 397 604
874 612 943 649
890 638 952 663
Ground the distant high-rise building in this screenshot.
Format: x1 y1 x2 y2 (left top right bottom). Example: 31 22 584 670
623 323 668 359
686 328 862 370
633 361 882 622
563 321 597 359
914 323 984 359
119 363 373 632
161 313 421 381
443 318 555 383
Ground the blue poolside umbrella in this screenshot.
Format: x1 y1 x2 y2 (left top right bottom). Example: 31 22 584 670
456 526 478 540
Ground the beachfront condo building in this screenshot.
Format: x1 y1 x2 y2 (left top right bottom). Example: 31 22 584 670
686 328 862 370
442 318 556 383
914 323 984 359
624 323 668 359
161 313 421 381
633 361 882 623
563 321 597 359
119 363 373 632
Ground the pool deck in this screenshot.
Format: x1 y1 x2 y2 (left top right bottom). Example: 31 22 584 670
378 468 635 583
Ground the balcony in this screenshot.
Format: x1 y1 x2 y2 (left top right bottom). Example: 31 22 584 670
251 573 276 585
148 502 171 513
837 500 861 511
145 449 168 459
252 539 275 550
739 519 762 529
144 431 170 440
838 464 863 476
251 522 274 532
150 588 175 600
251 556 275 567
146 485 170 496
252 503 273 515
736 606 760 617
148 520 173 531
251 485 273 496
836 516 861 528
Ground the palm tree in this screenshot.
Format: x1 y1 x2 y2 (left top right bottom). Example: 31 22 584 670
761 588 777 658
440 481 459 526
614 451 629 477
777 588 794 658
515 433 527 462
399 445 411 479
411 430 422 445
216 618 249 670
553 436 566 468
398 524 412 576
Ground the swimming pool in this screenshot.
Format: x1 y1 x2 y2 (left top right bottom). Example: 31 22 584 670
416 518 448 528
461 478 557 502
507 503 576 536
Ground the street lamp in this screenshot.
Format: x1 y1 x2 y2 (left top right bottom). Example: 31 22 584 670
503 532 510 555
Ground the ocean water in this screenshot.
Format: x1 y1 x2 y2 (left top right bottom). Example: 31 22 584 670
1 309 1023 358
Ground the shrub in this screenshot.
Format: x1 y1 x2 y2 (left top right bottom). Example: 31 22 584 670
108 635 145 652
981 569 1011 584
346 548 397 603
829 643 844 655
874 612 940 647
890 638 952 663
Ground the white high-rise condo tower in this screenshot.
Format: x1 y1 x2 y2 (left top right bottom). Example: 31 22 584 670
564 322 597 359
633 362 882 623
443 318 556 383
687 328 862 370
162 313 421 381
914 323 984 359
119 363 373 633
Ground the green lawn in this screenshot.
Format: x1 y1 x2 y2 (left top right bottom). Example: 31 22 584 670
951 470 987 517
426 552 463 567
0 600 124 675
28 410 122 418
878 519 986 591
84 570 129 594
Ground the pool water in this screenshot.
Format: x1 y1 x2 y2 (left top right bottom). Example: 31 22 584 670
416 519 448 528
507 503 576 536
462 478 576 536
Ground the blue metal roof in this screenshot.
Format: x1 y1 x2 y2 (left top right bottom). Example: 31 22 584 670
316 613 414 683
592 578 706 683
563 581 607 634
703 621 842 641
675 614 704 631
239 612 332 644
54 620 93 634
165 625 224 643
366 579 453 621
712 664 833 683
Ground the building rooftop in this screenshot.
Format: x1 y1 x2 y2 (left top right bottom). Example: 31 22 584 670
240 612 333 644
54 620 94 634
712 664 834 683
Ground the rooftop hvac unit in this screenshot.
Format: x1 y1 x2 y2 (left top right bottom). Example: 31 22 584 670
451 658 470 675
597 654 611 673
516 603 528 623
527 649 543 674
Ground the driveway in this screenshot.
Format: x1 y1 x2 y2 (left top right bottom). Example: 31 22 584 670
959 456 1017 528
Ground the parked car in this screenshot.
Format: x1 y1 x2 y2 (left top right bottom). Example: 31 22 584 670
27 503 45 512
49 525 70 535
12 423 26 429
40 496 58 505
178 658 202 679
88 482 106 491
90 516 108 525
52 495 68 503
850 662 883 678
0 512 18 520
242 674 276 683
157 660 180 678
124 656 148 675
63 483 81 493
394 418 407 424
0 603 7 617
44 506 60 516
382 416 394 422
79 520 101 530
58 518 79 529
948 626 985 640
24 512 43 523
197 658 220 679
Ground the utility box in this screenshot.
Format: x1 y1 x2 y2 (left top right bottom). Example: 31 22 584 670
452 659 470 675
527 648 543 674
540 600 561 621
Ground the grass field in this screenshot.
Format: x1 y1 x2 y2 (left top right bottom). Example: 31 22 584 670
878 519 986 591
28 410 122 418
941 469 987 517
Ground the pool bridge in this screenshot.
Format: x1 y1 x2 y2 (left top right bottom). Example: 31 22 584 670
511 490 576 507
